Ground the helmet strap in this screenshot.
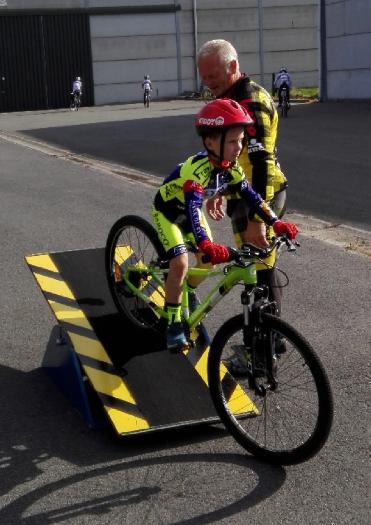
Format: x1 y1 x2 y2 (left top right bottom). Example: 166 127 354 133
202 130 232 169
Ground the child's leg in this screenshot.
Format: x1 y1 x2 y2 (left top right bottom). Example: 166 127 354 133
165 253 188 305
165 254 189 349
186 211 213 289
152 208 189 348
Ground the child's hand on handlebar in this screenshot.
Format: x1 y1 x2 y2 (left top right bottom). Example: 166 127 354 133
198 239 230 264
273 220 298 240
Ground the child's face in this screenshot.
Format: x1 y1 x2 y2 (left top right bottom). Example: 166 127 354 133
205 126 245 163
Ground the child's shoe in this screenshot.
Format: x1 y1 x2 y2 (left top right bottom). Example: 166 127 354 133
166 322 188 352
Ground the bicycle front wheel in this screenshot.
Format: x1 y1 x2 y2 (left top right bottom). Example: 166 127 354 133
208 314 333 465
281 95 288 118
105 215 166 331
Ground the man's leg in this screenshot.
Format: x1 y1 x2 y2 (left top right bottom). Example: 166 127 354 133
257 267 282 315
227 195 286 315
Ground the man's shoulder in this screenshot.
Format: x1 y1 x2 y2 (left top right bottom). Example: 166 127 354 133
234 76 271 100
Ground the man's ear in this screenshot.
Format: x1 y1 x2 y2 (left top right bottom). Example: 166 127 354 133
229 60 237 74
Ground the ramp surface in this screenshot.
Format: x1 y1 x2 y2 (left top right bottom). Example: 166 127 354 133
26 248 220 435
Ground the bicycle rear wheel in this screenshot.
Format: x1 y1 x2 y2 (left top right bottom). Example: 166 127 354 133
208 313 333 465
281 91 288 118
105 215 166 331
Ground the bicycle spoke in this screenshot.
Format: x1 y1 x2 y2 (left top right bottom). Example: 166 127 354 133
106 216 166 331
209 313 333 464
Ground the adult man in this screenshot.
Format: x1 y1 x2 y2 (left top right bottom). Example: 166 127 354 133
274 67 292 107
197 39 288 336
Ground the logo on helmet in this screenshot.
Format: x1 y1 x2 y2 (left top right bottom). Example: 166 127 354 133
198 116 225 126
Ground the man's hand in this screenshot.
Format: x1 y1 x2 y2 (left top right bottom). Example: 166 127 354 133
243 221 269 248
273 220 298 240
205 194 225 221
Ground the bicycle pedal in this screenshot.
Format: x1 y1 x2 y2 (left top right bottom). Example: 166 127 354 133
168 342 190 354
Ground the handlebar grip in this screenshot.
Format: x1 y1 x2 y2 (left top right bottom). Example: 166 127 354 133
201 247 234 264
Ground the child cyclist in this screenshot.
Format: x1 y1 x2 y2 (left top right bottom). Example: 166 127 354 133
152 99 298 351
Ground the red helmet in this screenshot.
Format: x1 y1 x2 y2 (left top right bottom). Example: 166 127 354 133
195 98 253 130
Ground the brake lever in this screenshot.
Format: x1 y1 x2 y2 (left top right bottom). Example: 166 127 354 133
240 242 272 259
228 247 245 266
283 236 300 252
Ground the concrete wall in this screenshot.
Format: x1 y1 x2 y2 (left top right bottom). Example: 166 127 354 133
324 0 371 99
0 0 319 104
180 0 318 93
90 12 180 104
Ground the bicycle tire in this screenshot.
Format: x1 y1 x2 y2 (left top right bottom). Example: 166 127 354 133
281 91 288 118
105 215 166 331
208 313 333 465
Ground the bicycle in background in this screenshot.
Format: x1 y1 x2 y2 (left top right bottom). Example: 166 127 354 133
144 88 151 108
280 87 289 118
70 91 81 111
105 215 334 465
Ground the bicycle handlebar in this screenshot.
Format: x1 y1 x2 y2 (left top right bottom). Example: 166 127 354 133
201 236 299 265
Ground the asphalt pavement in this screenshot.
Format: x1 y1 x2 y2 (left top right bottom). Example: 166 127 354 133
0 98 370 232
0 99 369 524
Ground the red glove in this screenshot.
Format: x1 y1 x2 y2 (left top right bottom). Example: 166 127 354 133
273 220 298 240
198 239 230 265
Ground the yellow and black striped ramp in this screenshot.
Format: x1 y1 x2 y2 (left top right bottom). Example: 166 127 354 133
25 247 222 436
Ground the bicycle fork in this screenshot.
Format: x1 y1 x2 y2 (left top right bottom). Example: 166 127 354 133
241 286 278 395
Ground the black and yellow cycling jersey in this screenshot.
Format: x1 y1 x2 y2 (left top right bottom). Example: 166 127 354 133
153 151 277 260
221 75 288 220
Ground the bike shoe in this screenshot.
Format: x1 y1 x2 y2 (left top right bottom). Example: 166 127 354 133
224 345 251 377
224 345 267 378
275 337 287 355
166 322 189 352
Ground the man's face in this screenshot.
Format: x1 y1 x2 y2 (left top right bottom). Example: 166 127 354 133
198 55 237 97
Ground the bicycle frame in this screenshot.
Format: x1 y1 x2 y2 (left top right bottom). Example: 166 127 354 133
122 259 258 334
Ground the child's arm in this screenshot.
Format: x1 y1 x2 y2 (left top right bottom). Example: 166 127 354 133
183 180 229 263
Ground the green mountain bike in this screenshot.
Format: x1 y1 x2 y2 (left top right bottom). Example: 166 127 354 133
105 215 333 465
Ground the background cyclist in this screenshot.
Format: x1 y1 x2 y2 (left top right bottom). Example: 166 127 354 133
142 74 152 105
274 67 292 108
70 76 82 106
152 98 298 351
